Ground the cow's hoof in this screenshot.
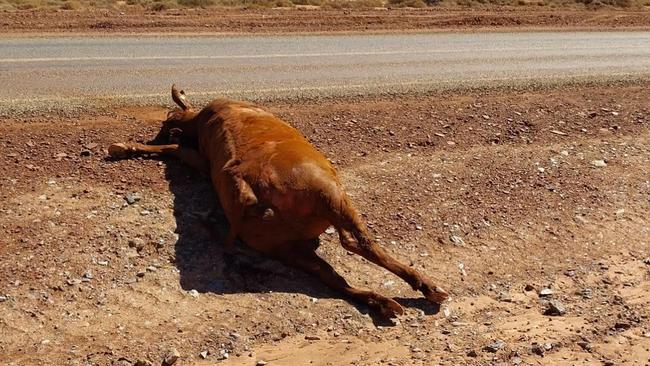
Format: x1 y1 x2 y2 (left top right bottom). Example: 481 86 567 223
423 284 449 303
377 297 404 319
108 143 130 158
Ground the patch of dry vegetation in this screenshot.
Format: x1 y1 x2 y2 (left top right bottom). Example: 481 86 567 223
0 0 646 11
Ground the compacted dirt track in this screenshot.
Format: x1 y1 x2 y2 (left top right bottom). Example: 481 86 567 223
1 83 649 365
2 8 650 34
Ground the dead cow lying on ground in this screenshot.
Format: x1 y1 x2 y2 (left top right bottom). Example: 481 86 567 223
109 85 448 318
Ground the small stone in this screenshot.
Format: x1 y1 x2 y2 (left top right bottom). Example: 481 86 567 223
218 350 229 360
136 270 146 278
325 226 336 235
614 322 631 330
524 284 535 292
188 289 199 298
564 269 576 277
0 295 7 302
458 262 467 277
449 235 464 246
498 291 512 303
580 288 593 299
199 350 208 359
642 257 650 265
466 350 478 357
545 299 566 316
66 279 82 286
483 340 505 353
134 360 153 366
442 307 451 318
125 192 141 204
82 271 93 280
575 215 588 224
97 260 109 266
128 238 145 251
538 288 554 297
577 341 592 351
80 149 91 157
163 347 180 365
305 335 321 340
256 361 268 366
530 343 544 356
591 160 607 168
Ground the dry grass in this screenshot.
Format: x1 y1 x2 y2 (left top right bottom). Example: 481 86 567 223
0 0 647 10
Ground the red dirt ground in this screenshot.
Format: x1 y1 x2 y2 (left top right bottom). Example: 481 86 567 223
2 8 650 34
1 83 649 365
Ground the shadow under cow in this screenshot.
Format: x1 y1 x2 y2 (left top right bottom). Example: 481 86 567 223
164 158 332 299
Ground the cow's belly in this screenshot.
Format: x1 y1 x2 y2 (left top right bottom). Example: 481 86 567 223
238 216 330 252
213 177 330 251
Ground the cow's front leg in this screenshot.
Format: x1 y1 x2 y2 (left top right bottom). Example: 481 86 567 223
108 142 209 176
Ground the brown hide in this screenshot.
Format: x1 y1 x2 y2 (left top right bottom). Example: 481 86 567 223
197 99 340 252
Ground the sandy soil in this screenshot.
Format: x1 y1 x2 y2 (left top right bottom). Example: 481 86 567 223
1 83 649 365
2 8 650 34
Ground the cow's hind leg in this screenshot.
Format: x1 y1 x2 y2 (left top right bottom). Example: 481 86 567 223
338 228 449 303
328 194 449 303
274 240 404 319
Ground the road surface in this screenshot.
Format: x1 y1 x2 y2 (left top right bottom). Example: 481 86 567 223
1 32 649 111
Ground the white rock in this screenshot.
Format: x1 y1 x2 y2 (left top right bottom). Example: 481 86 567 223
591 160 607 167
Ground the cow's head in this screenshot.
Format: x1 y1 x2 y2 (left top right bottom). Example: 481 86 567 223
149 84 198 145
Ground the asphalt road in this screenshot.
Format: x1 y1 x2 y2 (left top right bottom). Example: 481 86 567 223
1 32 650 111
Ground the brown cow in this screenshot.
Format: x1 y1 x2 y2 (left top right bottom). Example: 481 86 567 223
109 85 448 318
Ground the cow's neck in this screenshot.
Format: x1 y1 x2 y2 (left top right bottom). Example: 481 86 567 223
180 111 200 140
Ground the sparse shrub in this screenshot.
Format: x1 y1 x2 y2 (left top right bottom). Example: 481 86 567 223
291 0 323 5
322 0 383 8
150 1 167 9
177 0 215 6
59 0 80 9
387 0 426 7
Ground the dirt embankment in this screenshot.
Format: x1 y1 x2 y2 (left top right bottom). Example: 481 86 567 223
1 83 649 365
2 8 650 34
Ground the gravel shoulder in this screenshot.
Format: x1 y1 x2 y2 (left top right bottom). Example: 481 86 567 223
1 82 649 365
2 8 650 35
